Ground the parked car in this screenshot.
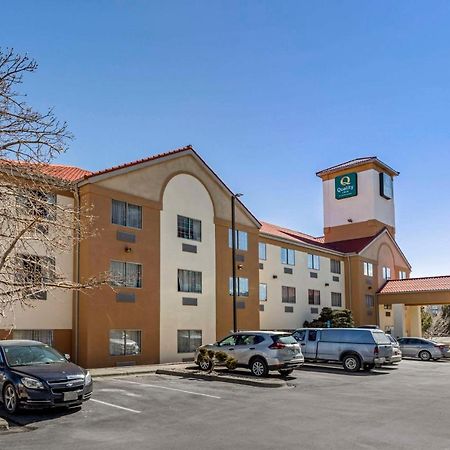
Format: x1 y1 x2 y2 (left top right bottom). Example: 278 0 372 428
397 337 448 361
292 328 394 372
0 340 93 414
195 331 304 377
385 334 402 364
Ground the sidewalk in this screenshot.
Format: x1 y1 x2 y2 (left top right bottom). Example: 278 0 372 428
89 362 187 379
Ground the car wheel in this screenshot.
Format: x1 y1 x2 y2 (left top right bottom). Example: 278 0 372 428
419 350 432 361
342 354 361 372
278 369 294 377
197 357 213 371
3 384 18 414
250 357 269 377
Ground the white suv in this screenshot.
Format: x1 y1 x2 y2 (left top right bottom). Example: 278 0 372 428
195 331 304 377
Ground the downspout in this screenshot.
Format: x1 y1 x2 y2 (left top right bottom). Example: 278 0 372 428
346 255 352 312
73 186 81 364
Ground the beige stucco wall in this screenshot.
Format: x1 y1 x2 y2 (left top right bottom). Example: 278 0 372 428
259 242 345 330
160 174 216 362
0 193 74 331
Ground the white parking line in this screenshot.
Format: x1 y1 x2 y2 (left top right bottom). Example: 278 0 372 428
91 398 142 413
112 378 222 399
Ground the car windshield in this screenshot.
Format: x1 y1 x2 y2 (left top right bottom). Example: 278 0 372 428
3 344 66 367
372 332 392 345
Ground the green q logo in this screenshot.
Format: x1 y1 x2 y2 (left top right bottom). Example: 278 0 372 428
340 176 351 186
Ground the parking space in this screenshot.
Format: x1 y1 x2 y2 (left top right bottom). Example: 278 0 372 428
2 359 450 450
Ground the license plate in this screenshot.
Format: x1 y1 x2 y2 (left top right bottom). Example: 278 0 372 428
63 391 79 402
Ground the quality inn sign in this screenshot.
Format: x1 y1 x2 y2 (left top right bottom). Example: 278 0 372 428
335 172 358 200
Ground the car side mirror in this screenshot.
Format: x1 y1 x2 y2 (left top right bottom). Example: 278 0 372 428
64 353 71 361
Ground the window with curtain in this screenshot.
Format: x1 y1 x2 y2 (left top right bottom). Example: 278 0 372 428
282 286 296 303
178 269 202 293
331 292 342 307
110 261 142 288
330 259 341 274
177 330 202 353
112 199 142 228
13 330 53 345
308 289 321 305
281 248 295 265
177 215 202 241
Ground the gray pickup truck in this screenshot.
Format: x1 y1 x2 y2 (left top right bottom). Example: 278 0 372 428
292 328 394 372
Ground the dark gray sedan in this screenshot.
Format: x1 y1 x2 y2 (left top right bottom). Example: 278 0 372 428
397 337 447 361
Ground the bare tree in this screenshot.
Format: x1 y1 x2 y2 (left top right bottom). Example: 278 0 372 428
0 48 105 319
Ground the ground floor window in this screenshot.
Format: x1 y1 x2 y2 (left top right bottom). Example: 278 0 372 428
331 292 342 307
308 289 321 305
13 329 53 345
109 330 141 356
177 330 202 353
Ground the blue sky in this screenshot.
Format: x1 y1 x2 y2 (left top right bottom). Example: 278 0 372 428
3 1 450 276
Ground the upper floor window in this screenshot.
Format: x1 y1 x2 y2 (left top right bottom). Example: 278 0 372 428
110 261 142 288
17 190 56 221
308 289 321 305
259 283 267 301
258 243 267 260
228 229 248 251
365 294 375 308
17 254 55 300
177 215 201 242
363 262 374 277
229 277 249 297
178 269 202 293
308 254 320 270
281 248 295 266
330 259 341 274
112 199 142 229
399 271 407 280
382 267 391 280
282 286 296 303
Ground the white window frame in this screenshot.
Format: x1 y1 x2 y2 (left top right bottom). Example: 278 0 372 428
308 254 320 270
281 248 295 266
363 262 374 277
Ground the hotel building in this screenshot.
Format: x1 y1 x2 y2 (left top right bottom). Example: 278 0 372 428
1 146 449 368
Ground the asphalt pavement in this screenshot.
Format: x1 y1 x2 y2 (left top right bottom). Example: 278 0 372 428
1 359 450 450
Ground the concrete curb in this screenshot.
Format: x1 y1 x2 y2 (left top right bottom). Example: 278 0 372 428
0 417 9 431
155 369 285 388
91 368 158 379
90 362 188 379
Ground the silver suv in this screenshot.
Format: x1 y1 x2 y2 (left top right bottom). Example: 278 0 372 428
195 331 304 377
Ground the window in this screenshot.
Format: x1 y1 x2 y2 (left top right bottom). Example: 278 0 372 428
177 215 201 241
177 330 202 353
308 330 317 341
112 200 142 229
259 283 267 302
308 289 321 305
330 259 341 274
13 330 53 346
109 330 141 356
17 190 57 221
365 295 375 308
281 248 295 266
228 229 248 251
110 261 142 288
308 254 320 270
258 243 267 260
399 271 407 280
218 335 238 347
17 255 55 300
363 262 374 277
178 269 202 293
229 277 249 297
237 334 265 346
331 292 342 307
293 329 306 342
282 286 296 303
382 267 391 280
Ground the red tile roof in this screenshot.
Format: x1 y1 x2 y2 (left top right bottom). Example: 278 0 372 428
260 221 384 254
39 164 92 181
83 145 194 180
378 276 450 295
316 156 399 177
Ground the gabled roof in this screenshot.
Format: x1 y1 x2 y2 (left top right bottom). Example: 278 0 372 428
82 145 193 180
316 156 399 178
378 276 450 295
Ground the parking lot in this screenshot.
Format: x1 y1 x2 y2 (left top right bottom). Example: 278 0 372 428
1 359 450 450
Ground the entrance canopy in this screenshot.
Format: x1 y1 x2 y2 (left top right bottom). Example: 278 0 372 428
378 276 450 306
